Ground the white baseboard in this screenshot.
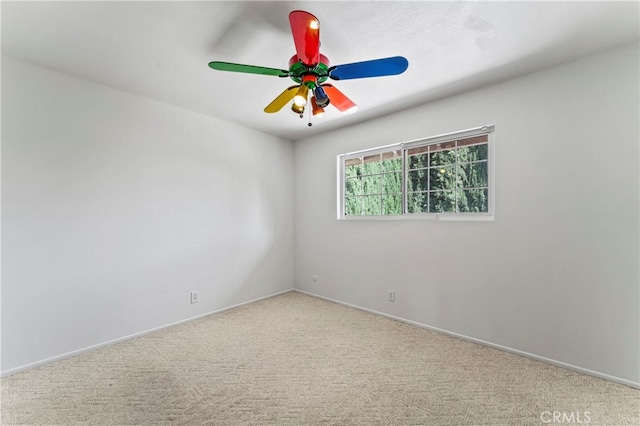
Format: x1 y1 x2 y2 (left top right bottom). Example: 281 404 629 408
1 288 294 378
294 289 640 390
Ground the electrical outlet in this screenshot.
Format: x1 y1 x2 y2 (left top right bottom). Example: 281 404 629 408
190 291 199 304
388 290 395 302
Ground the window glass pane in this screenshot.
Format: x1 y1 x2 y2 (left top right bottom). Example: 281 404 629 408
458 143 488 162
407 146 428 155
382 194 403 215
408 169 428 192
407 192 428 213
408 153 428 170
407 146 429 169
362 195 381 215
457 135 488 148
345 177 362 196
382 172 402 194
458 161 488 189
345 196 361 216
381 150 402 172
345 158 363 178
429 191 456 213
361 175 381 195
457 188 489 212
429 166 456 190
429 141 456 166
362 154 381 175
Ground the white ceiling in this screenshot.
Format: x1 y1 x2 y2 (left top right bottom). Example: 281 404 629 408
2 1 639 141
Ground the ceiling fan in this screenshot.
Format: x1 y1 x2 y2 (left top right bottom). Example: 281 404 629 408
208 10 409 126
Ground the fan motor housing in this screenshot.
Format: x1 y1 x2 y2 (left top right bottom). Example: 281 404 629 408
288 54 330 85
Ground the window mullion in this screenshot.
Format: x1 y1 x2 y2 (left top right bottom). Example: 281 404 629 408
402 149 407 214
427 151 431 214
455 140 459 213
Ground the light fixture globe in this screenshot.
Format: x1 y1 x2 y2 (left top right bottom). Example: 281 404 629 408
313 85 330 108
311 97 325 117
293 84 309 107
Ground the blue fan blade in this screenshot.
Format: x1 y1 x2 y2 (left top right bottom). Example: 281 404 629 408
328 56 408 80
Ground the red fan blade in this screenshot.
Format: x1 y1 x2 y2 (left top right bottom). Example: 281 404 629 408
289 10 320 66
322 84 358 114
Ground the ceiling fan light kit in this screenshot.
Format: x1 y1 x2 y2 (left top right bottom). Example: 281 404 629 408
208 10 408 126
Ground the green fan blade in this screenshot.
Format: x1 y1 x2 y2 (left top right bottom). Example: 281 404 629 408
264 86 299 113
208 61 289 77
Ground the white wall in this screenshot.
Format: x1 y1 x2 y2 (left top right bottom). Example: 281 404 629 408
294 42 639 387
1 56 294 374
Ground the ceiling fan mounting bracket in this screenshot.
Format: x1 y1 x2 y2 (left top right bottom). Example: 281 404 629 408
288 55 330 85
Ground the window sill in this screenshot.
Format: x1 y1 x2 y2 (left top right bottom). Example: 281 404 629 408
338 214 495 221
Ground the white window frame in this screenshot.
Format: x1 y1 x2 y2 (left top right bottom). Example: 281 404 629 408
337 125 495 221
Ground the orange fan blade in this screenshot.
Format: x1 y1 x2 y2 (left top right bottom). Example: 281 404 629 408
264 85 299 113
322 84 358 114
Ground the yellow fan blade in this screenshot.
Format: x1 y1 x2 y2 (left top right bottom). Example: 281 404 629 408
264 85 299 113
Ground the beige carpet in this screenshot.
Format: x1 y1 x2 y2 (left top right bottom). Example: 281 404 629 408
1 291 638 425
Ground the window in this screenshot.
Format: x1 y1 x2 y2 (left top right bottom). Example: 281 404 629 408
344 149 403 215
338 125 494 220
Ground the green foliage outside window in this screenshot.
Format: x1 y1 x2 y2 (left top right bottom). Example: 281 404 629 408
345 151 403 216
407 140 488 214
